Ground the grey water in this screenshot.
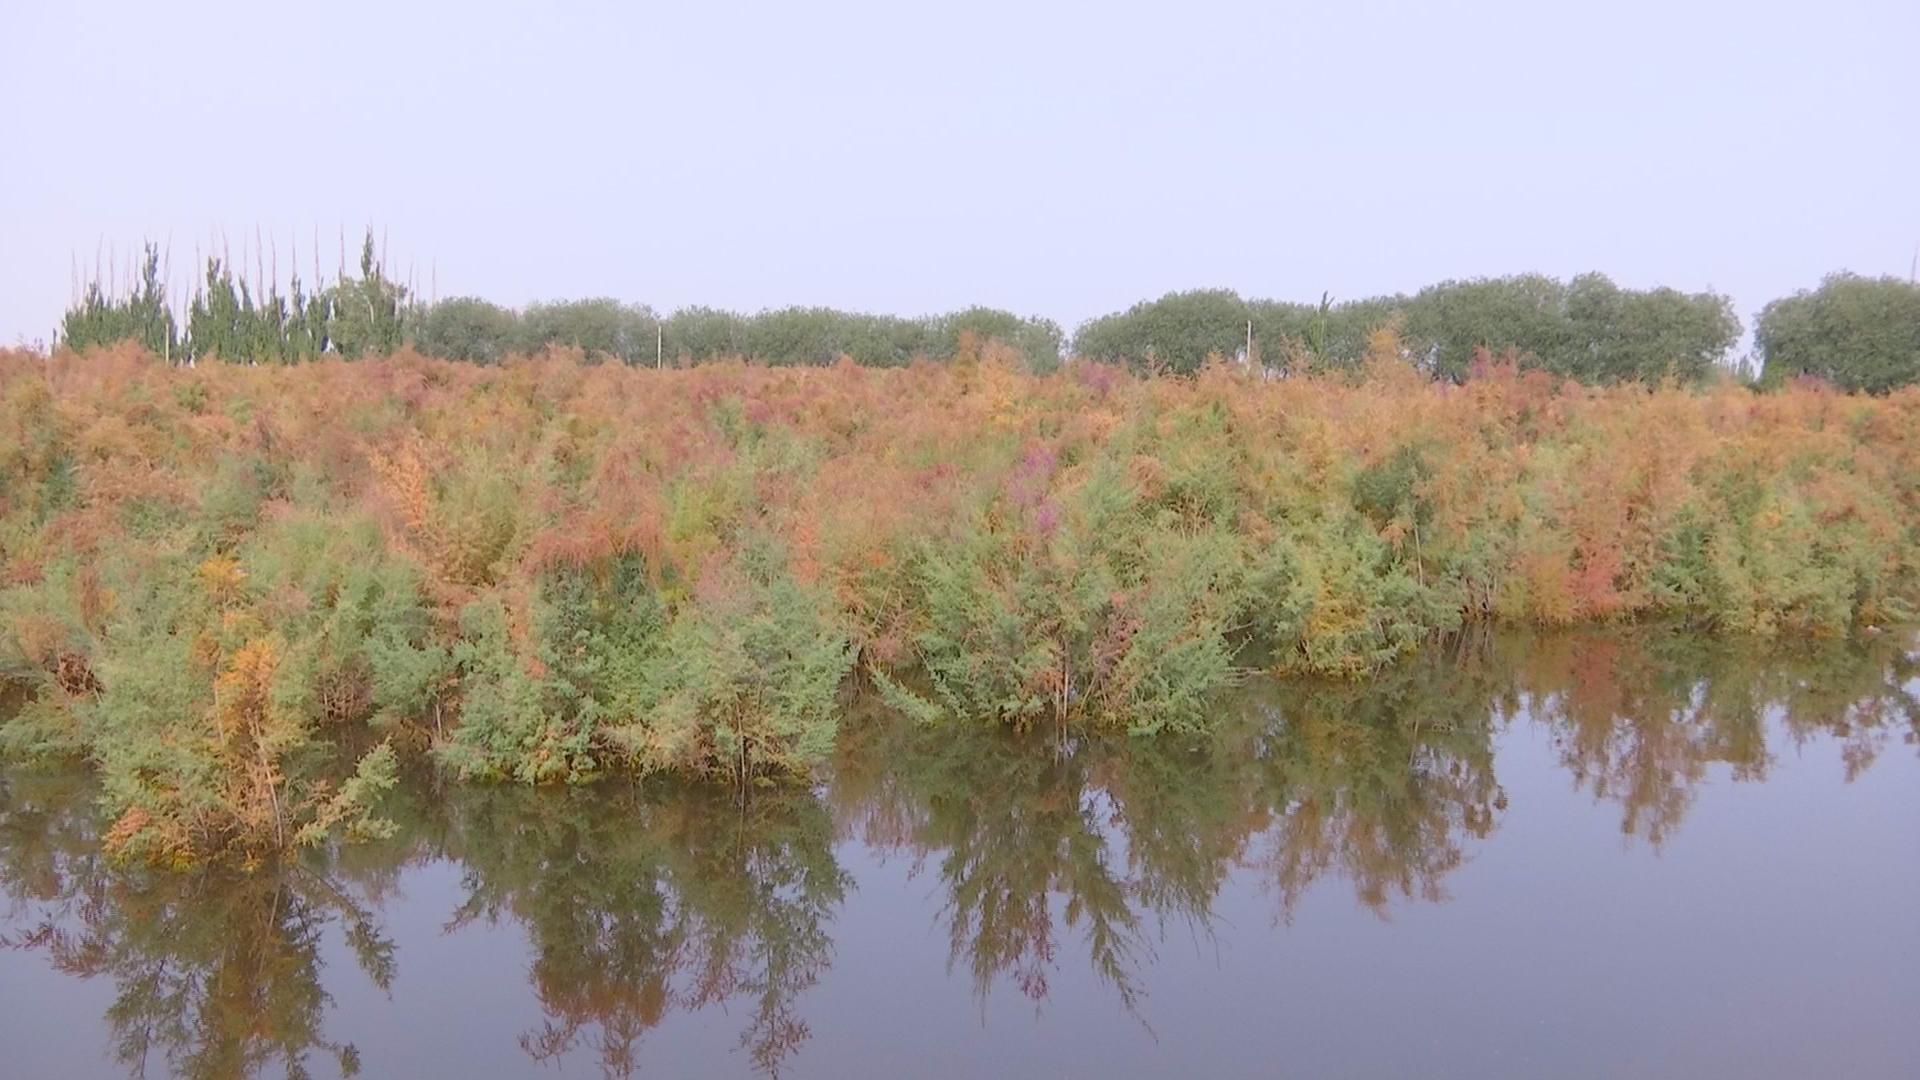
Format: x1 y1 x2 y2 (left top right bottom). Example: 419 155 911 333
3 629 1917 1078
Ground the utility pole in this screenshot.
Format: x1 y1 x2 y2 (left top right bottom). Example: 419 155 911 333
657 318 664 369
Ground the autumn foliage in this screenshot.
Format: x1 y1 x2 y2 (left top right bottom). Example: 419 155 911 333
3 340 1919 857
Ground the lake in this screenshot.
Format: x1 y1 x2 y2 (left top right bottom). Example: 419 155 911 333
3 629 1917 1078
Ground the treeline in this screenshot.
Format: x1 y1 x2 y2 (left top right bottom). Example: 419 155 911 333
1756 274 1920 393
1076 276 1741 383
58 237 404 365
52 233 1920 388
1076 273 1920 392
418 296 1066 370
57 234 1066 371
55 235 1920 390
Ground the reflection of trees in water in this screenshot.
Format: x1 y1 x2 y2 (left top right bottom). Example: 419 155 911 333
3 629 1915 1078
0 772 847 1080
828 627 1920 1011
827 644 1509 1014
0 769 402 1080
1233 642 1507 917
847 725 1150 1010
1518 631 1920 844
439 782 847 1078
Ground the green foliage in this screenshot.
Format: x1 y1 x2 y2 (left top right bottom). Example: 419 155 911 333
57 242 1920 394
437 556 661 783
1073 274 1739 383
60 244 178 360
439 597 589 783
432 456 527 586
1757 273 1920 392
186 257 244 360
7 344 1920 863
1402 273 1739 382
931 307 1065 372
0 504 431 859
1250 515 1455 676
188 258 334 364
611 539 852 779
534 554 664 730
1561 273 1740 384
893 450 1256 734
744 307 915 367
1250 293 1405 370
408 296 517 364
324 234 407 359
516 298 658 363
439 540 848 785
296 740 401 845
1073 289 1251 374
1402 274 1578 378
662 305 749 362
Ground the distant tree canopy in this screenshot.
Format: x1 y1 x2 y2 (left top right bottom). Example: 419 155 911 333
1072 274 1741 384
56 240 1063 372
59 233 399 366
1756 274 1920 393
659 305 1063 370
1073 289 1251 375
416 300 1065 370
516 298 659 364
60 244 178 359
410 296 519 365
932 306 1065 372
325 237 406 359
1405 273 1739 383
52 241 1920 391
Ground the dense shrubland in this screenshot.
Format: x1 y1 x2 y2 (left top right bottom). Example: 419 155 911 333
3 342 1919 861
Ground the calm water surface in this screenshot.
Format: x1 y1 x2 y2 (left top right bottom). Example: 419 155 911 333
3 630 1917 1078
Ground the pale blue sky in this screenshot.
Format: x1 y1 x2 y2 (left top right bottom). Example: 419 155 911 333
3 0 1915 351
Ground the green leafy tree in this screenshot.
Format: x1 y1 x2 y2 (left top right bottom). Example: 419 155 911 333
1073 289 1250 374
188 258 242 361
663 305 749 364
516 298 656 363
410 297 519 364
326 233 406 359
1402 274 1576 380
1757 273 1920 392
285 274 327 361
1561 273 1738 384
1249 293 1406 370
59 243 179 360
930 307 1064 371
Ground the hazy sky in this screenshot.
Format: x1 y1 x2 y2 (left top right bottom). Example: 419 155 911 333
3 0 1915 351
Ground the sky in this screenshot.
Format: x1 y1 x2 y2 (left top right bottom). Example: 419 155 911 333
2 0 1915 353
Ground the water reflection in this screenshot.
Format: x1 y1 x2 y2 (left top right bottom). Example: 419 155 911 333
438 783 845 1077
1518 632 1920 842
0 771 396 1079
2 628 1915 1078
